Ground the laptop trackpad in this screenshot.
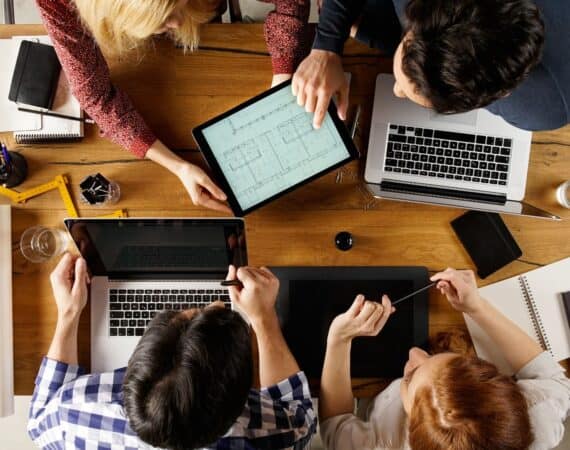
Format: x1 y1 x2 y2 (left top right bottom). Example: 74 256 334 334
429 110 479 127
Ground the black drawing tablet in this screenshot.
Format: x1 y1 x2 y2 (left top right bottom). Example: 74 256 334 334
193 80 359 216
271 266 430 379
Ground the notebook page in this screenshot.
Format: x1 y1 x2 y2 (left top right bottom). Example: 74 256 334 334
0 39 41 132
523 257 570 361
464 276 538 375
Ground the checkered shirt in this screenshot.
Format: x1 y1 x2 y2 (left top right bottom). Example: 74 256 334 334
28 358 317 450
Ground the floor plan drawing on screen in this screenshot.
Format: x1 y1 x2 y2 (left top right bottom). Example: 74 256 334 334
201 88 350 210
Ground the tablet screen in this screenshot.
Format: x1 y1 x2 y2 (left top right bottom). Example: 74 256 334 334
199 84 353 212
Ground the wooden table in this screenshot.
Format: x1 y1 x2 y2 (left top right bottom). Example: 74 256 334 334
2 24 569 397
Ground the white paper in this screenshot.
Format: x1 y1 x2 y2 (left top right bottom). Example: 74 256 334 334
0 39 41 132
0 205 14 417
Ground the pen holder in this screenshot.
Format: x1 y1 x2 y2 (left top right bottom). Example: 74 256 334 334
0 152 28 188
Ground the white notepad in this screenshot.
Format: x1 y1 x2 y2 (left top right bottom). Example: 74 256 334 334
464 257 570 374
11 36 84 143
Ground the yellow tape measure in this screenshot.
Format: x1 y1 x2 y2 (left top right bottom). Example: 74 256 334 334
0 175 127 219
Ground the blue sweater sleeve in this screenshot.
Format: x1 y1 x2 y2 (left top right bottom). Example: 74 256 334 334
313 0 366 54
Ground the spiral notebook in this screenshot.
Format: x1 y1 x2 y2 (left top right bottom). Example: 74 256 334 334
464 257 570 374
11 36 84 143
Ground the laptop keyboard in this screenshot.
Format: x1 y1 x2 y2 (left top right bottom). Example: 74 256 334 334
108 288 231 337
384 124 512 185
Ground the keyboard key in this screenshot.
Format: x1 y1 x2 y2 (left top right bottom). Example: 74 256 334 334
110 295 118 302
125 311 133 318
467 144 474 150
474 170 482 177
423 129 433 137
110 328 118 336
142 311 150 319
486 137 494 145
127 329 134 337
495 138 503 146
131 304 139 311
110 311 124 319
503 139 512 147
472 177 481 183
144 290 152 294
136 328 145 336
466 169 474 176
119 289 127 294
453 150 461 158
450 142 457 149
429 156 436 163
407 136 415 144
110 303 121 311
389 134 407 142
458 143 466 150
434 130 476 143
442 141 449 148
119 328 126 336
129 320 137 327
110 320 120 327
496 156 509 164
491 172 499 179
458 168 466 175
138 320 145 327
501 147 510 156
469 152 477 159
444 149 452 157
427 147 436 154
414 128 423 136
480 162 487 170
478 154 486 161
487 154 495 162
476 136 486 144
437 157 444 164
483 170 490 178
397 126 405 134
432 139 440 146
445 158 453 165
123 304 130 311
436 149 444 156
133 311 141 318
500 173 508 180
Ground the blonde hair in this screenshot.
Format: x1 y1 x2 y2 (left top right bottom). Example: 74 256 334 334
72 0 224 56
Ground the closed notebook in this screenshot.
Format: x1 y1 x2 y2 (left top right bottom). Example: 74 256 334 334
8 40 61 110
11 36 84 143
464 257 570 374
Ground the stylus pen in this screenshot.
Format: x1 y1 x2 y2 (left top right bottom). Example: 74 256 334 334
391 282 436 307
221 279 243 288
18 107 95 124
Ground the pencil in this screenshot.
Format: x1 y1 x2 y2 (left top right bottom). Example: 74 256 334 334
18 107 95 124
391 282 436 307
220 279 243 288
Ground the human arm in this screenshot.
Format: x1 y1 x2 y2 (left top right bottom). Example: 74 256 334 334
27 253 90 445
430 269 543 372
36 0 229 212
262 0 311 82
227 265 299 386
292 0 365 127
320 295 394 421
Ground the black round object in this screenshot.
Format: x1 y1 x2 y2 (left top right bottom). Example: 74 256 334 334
335 231 354 251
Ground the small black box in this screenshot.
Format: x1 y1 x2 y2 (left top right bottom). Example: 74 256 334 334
451 211 522 279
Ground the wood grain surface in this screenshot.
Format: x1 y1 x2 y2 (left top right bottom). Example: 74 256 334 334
1 24 568 397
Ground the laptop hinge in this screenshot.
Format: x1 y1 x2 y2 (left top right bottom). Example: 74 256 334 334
380 181 507 205
107 273 224 281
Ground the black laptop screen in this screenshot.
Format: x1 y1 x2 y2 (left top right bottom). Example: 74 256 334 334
64 219 247 276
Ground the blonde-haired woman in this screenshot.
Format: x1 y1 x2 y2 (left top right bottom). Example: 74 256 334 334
36 0 310 211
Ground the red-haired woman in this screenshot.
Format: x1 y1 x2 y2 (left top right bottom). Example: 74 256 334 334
319 268 570 450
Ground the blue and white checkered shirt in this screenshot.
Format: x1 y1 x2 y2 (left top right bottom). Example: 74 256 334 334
28 358 317 450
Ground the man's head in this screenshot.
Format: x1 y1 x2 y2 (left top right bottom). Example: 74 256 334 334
123 303 253 450
393 0 545 113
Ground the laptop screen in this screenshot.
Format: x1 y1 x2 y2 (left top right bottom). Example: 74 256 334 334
64 219 247 277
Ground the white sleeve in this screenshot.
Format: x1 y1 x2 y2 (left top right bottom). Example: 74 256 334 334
516 352 570 450
320 413 378 450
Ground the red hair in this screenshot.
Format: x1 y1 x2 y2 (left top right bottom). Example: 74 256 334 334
408 355 533 450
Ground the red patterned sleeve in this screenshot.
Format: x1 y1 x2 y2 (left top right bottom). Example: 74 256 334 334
262 0 312 74
35 0 157 158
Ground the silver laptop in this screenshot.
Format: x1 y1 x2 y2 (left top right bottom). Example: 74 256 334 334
65 218 247 372
364 74 559 220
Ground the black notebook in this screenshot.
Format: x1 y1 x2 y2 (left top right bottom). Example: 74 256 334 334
8 40 61 110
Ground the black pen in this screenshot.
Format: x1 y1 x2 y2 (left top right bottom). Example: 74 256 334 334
221 279 243 288
391 282 436 307
18 107 95 124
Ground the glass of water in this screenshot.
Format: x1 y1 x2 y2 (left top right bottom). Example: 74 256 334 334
20 226 70 263
556 180 570 209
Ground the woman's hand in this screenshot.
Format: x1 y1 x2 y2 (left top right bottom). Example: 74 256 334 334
271 73 292 87
430 268 485 315
177 163 231 213
327 295 394 346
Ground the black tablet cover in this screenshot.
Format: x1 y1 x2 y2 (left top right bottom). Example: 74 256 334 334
451 211 522 279
271 266 429 378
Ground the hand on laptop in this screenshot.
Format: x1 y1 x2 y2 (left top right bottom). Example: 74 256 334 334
177 163 231 214
271 73 292 87
50 253 90 321
292 49 349 129
431 268 484 315
327 295 394 346
226 265 279 328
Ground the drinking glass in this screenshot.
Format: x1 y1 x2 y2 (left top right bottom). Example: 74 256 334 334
556 180 570 209
20 226 70 263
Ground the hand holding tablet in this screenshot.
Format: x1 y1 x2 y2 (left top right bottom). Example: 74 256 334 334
193 80 359 216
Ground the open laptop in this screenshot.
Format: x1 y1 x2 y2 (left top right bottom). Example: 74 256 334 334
365 74 560 220
65 218 247 372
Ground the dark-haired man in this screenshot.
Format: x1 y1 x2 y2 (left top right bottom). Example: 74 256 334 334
290 0 568 132
27 254 316 449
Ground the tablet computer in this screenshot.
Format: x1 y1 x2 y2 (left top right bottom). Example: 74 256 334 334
192 80 359 216
271 266 430 378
